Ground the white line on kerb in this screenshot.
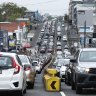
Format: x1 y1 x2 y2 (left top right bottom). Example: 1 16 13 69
60 91 66 96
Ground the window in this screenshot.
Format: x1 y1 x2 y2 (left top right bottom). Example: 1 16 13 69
16 55 22 66
0 56 13 68
79 51 96 62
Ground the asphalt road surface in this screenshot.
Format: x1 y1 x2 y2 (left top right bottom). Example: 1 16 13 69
1 72 96 96
1 22 96 96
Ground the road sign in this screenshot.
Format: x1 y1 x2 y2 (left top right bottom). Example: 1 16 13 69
46 77 60 91
43 68 61 91
50 81 56 89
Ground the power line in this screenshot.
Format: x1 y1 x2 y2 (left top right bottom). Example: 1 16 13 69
22 0 59 6
38 9 68 11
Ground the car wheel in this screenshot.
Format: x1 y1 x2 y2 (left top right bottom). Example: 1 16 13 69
76 85 82 94
17 90 23 96
28 82 34 89
23 87 26 94
65 77 67 84
38 71 41 74
61 79 64 82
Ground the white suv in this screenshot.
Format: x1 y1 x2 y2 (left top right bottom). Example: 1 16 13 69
0 52 27 96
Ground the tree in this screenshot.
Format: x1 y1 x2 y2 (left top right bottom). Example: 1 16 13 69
0 2 27 22
47 15 53 20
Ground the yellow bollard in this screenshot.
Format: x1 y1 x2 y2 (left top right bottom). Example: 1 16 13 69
43 68 61 91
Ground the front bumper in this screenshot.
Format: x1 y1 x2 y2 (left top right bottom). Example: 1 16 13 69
76 73 96 88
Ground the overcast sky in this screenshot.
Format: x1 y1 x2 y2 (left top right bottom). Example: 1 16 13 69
0 0 70 16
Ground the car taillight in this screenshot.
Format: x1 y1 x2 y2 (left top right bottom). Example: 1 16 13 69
24 66 31 71
12 57 20 74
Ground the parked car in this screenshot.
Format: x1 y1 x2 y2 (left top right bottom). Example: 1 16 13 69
0 52 27 96
18 54 36 88
70 48 96 94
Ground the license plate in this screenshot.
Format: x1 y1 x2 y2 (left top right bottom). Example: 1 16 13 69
0 70 2 74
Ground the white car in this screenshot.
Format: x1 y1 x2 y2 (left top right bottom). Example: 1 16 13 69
32 60 41 74
60 65 66 81
55 59 65 71
0 52 27 96
57 26 61 32
18 55 36 88
62 24 65 27
62 35 67 41
64 51 71 59
57 41 61 46
41 28 44 32
60 59 70 81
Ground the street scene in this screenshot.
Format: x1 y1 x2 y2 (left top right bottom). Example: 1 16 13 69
0 0 96 96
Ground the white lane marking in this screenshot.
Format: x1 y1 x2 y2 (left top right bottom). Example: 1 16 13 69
60 91 66 96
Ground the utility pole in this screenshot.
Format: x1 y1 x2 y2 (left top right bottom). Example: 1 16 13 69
84 20 86 48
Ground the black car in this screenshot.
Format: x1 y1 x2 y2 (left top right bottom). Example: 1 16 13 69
70 48 96 94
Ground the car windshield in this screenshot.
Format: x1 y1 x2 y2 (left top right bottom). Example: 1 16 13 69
0 56 13 68
79 51 96 62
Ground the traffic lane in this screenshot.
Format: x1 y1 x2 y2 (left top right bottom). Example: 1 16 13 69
61 82 96 96
31 23 43 47
25 74 60 96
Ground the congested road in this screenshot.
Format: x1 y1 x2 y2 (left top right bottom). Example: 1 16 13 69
24 21 96 96
0 21 96 96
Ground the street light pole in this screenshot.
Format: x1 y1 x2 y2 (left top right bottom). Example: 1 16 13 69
84 20 86 48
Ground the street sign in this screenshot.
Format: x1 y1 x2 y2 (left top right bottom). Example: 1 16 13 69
50 81 56 89
47 77 60 91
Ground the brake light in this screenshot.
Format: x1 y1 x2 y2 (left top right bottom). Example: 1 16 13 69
12 58 20 74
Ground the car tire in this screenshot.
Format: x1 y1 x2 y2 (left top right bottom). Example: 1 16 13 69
65 77 67 84
29 82 34 89
61 79 64 82
23 88 26 94
17 90 23 96
76 85 82 94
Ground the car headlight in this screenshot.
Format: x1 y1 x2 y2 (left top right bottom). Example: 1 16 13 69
76 66 89 73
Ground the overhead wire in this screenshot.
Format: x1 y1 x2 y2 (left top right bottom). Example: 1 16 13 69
21 0 60 6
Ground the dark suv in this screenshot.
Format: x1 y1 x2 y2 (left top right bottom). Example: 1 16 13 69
70 48 96 94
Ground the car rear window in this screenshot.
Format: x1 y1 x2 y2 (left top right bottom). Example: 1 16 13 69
18 55 29 64
0 56 13 68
